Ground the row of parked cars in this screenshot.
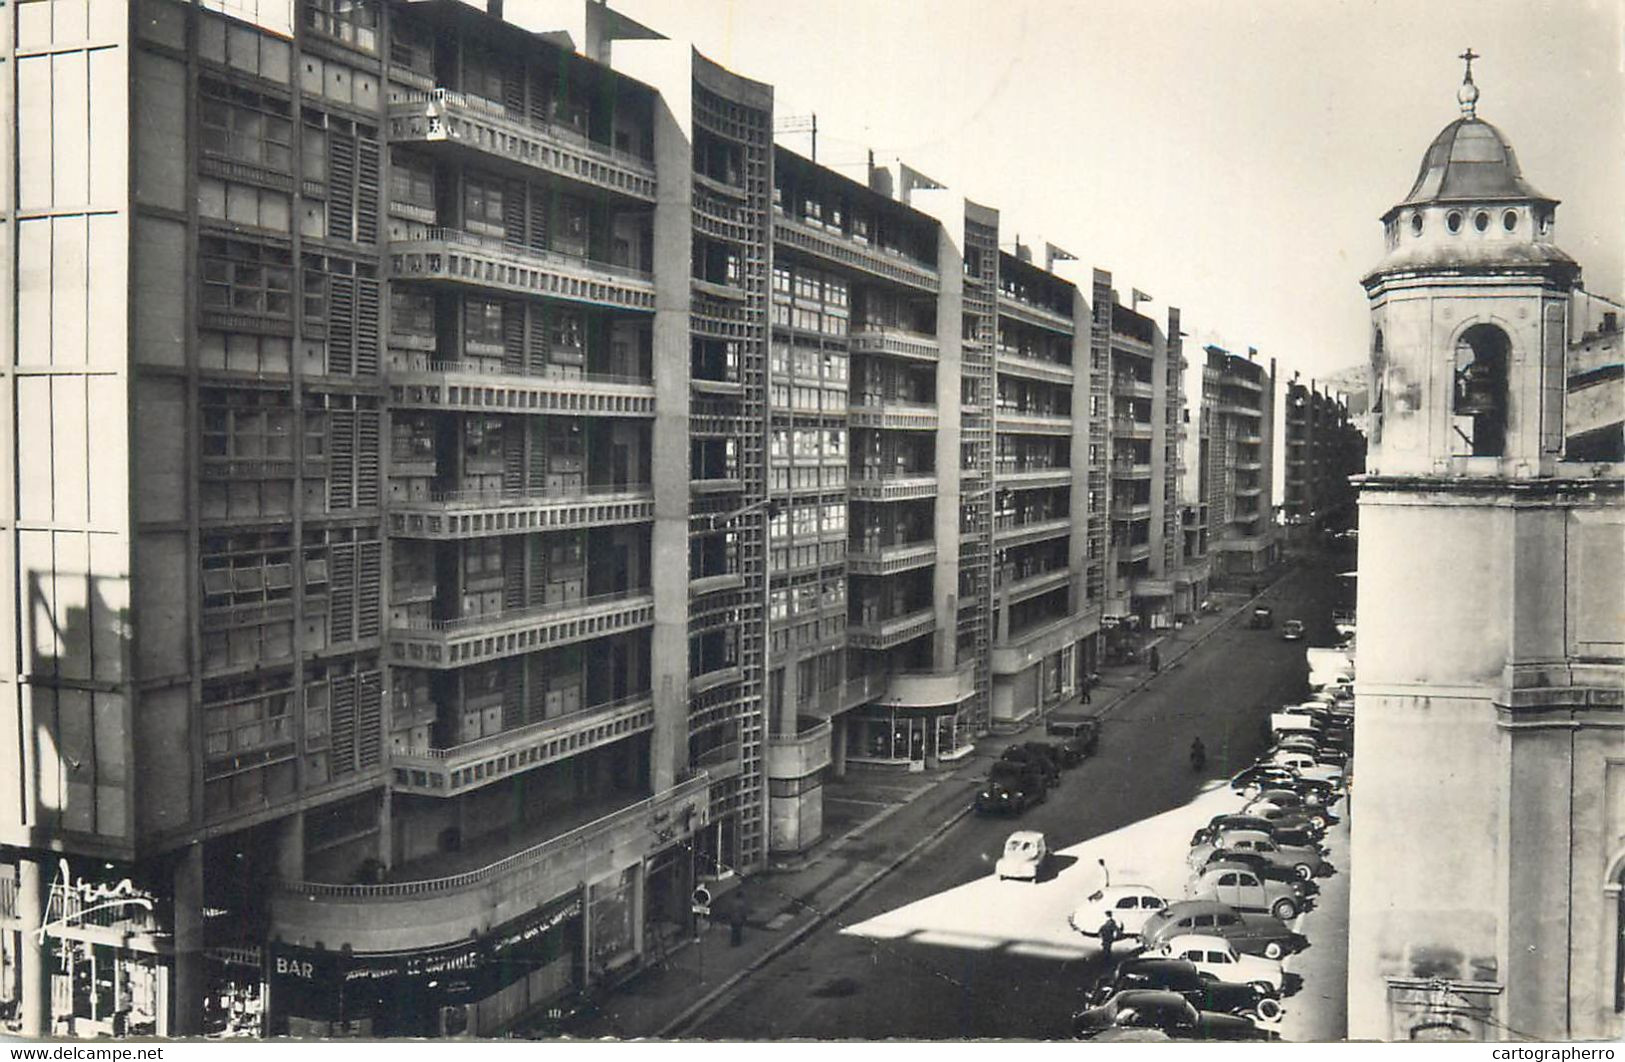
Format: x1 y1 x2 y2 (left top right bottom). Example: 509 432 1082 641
1067 643 1357 1042
974 713 1101 818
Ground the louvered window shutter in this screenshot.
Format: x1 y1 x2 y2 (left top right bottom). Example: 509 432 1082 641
526 307 549 377
526 180 547 256
330 542 356 644
355 275 380 375
502 302 525 374
328 133 356 241
330 673 357 776
328 274 355 376
356 405 380 507
502 417 524 493
356 669 383 769
527 420 547 493
357 540 382 639
328 407 355 509
356 138 380 245
502 537 526 610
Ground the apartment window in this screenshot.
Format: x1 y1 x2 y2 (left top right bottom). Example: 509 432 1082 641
390 287 434 337
303 0 379 54
388 152 435 213
463 417 505 462
200 237 293 320
198 178 291 234
203 672 296 764
772 266 791 295
464 173 506 233
199 332 292 375
201 388 294 461
465 299 505 346
199 79 293 173
202 531 294 610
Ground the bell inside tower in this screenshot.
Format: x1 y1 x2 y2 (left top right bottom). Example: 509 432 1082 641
1451 324 1509 457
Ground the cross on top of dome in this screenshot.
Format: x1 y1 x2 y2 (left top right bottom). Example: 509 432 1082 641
1457 47 1481 118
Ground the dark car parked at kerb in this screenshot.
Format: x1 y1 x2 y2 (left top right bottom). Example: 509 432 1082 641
1000 742 1062 787
1044 714 1101 765
1086 957 1283 1023
975 760 1047 814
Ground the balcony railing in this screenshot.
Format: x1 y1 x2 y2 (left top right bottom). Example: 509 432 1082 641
848 400 939 432
993 516 1071 547
390 361 656 417
847 540 937 576
848 473 939 502
389 482 655 538
774 215 938 293
1111 460 1153 478
992 605 1102 675
998 566 1073 604
848 606 936 650
1112 375 1156 398
849 326 939 362
1112 417 1155 438
996 409 1074 436
387 87 657 201
998 293 1075 334
995 348 1075 385
390 226 656 313
390 588 655 668
269 773 710 954
764 721 832 780
994 465 1072 489
391 692 655 796
693 740 745 781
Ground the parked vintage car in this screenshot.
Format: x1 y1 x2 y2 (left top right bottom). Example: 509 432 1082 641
1000 742 1062 787
1189 828 1327 881
975 760 1046 814
1139 900 1302 960
1072 990 1276 1041
1187 866 1301 922
1280 619 1305 641
1068 885 1168 939
1044 714 1102 765
996 830 1049 882
1199 857 1319 903
1086 957 1283 1023
1248 606 1275 629
1073 990 1200 1040
1156 933 1284 996
1190 814 1323 851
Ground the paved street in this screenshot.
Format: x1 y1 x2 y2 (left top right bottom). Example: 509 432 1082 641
687 554 1347 1039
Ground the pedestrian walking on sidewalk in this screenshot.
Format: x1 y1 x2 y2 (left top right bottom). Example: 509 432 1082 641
1081 678 1092 705
1148 646 1160 674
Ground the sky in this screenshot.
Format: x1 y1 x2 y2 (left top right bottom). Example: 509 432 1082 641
595 0 1624 385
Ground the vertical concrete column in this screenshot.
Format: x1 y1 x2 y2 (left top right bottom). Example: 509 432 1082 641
16 855 51 1038
171 845 204 1037
377 790 393 869
929 220 965 671
275 811 306 883
1067 286 1092 617
830 722 847 780
636 61 697 797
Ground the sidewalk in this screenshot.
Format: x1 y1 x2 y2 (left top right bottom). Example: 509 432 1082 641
557 568 1296 1040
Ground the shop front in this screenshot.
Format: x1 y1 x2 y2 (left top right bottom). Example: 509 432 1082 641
268 891 584 1038
0 855 175 1039
845 703 974 770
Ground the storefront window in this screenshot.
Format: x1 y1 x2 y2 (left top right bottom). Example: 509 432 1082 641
589 867 637 976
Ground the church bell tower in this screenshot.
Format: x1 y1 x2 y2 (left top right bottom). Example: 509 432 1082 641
1347 55 1624 1042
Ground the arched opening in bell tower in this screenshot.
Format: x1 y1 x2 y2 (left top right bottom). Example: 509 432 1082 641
1452 324 1510 457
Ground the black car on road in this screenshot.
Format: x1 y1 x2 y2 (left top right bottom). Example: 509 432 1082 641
1044 714 1101 765
1072 989 1275 1042
1000 742 1062 786
975 760 1047 814
1087 957 1283 1023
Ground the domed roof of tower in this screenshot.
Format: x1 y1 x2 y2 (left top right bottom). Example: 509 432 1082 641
1396 117 1551 210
